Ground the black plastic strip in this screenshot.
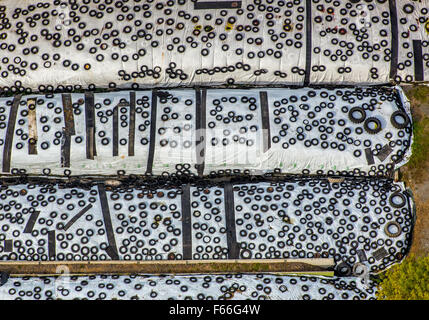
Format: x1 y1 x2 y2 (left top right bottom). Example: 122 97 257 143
48 230 56 259
389 0 398 79
357 249 368 263
28 143 38 155
62 93 75 135
196 88 207 177
27 98 37 155
195 1 242 10
224 183 239 259
23 210 40 234
128 92 136 157
4 240 13 252
260 91 271 152
195 87 202 151
146 90 158 174
376 144 393 162
373 247 388 261
97 183 118 260
63 204 93 232
61 128 71 168
200 89 207 176
84 92 96 159
105 246 119 260
61 94 74 168
181 184 192 260
2 94 21 173
112 106 119 157
364 147 375 165
413 40 424 81
304 0 312 86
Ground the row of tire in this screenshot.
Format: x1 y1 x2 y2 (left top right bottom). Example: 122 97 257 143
0 86 412 177
0 0 427 91
0 178 414 274
0 273 377 300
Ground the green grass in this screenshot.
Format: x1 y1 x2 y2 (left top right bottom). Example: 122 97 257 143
406 116 429 181
406 85 429 105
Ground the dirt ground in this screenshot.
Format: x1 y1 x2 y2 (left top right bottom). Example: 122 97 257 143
401 85 429 257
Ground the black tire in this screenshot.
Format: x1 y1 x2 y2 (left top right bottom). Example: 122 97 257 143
0 272 9 286
240 248 252 259
364 117 382 134
352 263 366 276
384 221 402 238
348 107 366 124
390 110 409 129
335 262 352 277
389 192 406 208
403 4 415 14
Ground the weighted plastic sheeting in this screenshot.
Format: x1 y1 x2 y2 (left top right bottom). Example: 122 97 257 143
0 86 413 177
0 0 427 92
0 178 414 273
0 274 377 300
